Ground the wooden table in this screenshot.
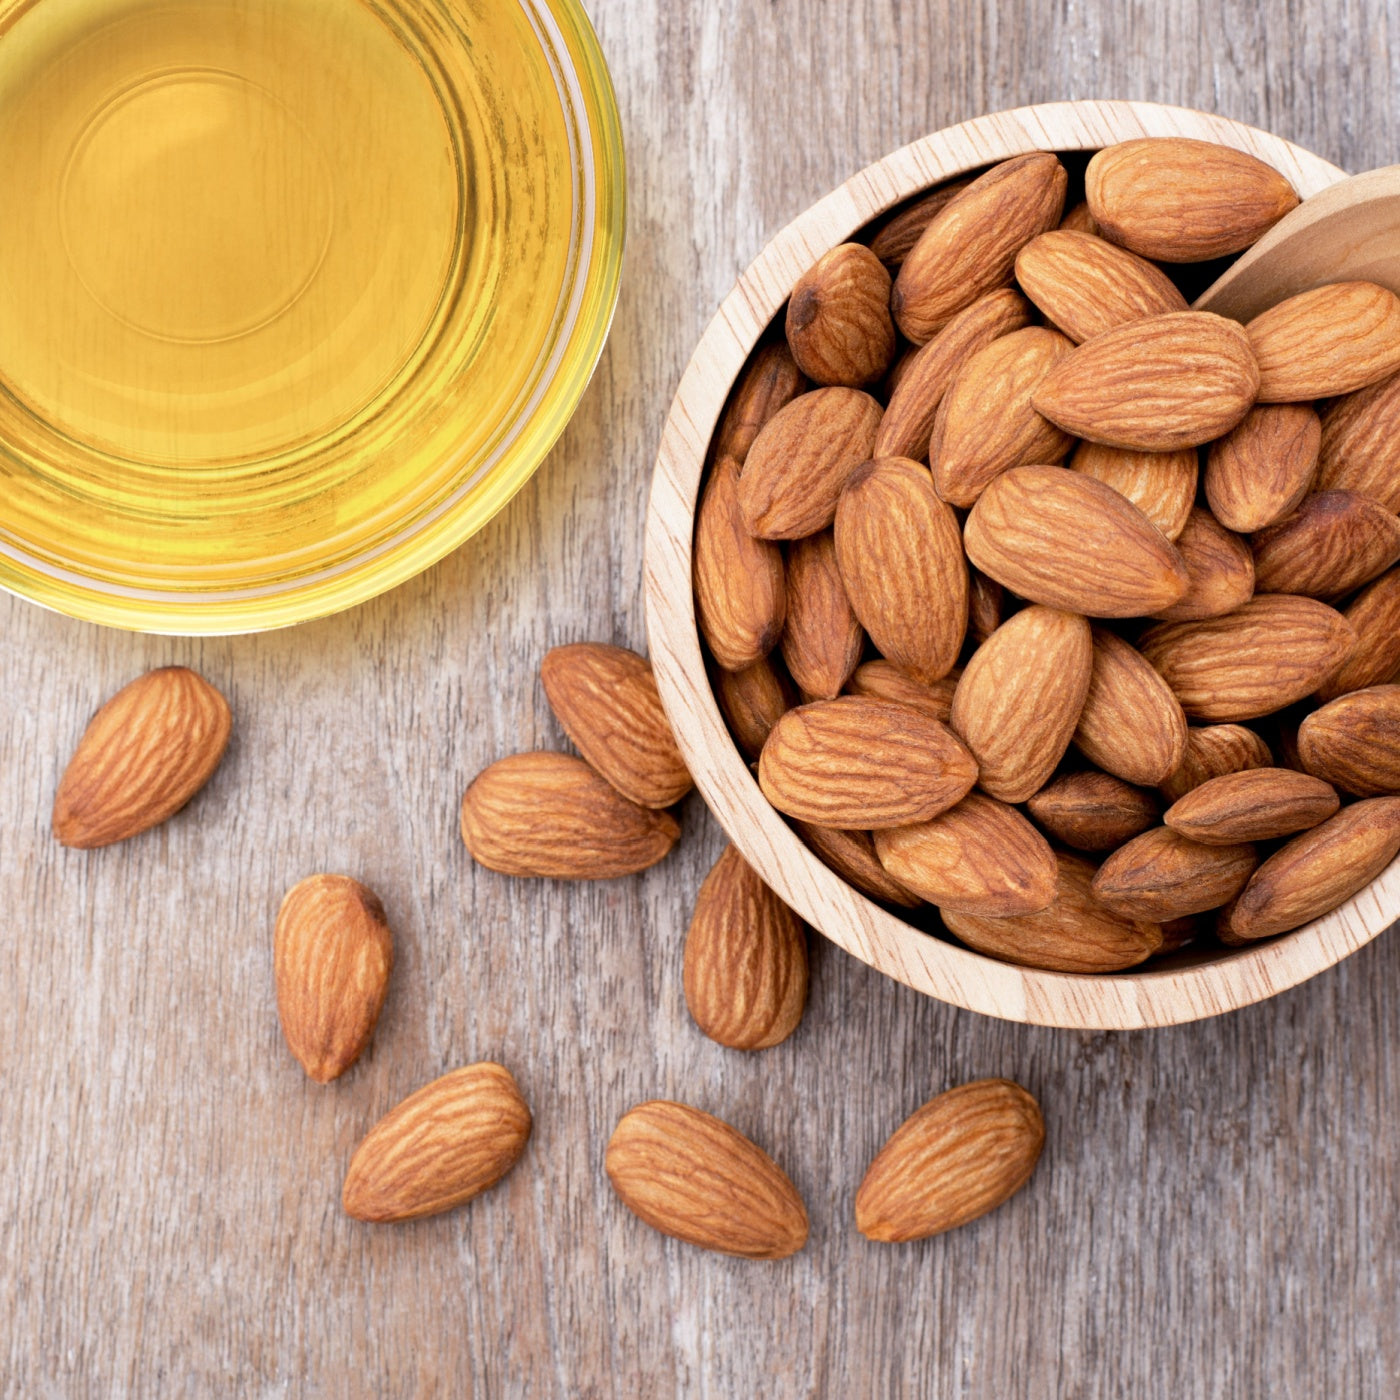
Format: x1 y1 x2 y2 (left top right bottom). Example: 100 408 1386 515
4 1 1398 1394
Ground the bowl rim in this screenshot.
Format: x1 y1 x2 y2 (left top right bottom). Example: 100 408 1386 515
0 0 626 635
643 98 1399 1031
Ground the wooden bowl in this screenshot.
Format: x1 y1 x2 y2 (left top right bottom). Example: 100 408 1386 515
643 100 1400 1031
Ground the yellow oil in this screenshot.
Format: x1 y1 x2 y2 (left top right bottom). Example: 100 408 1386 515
0 0 578 591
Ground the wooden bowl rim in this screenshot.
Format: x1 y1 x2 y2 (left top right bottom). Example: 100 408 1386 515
644 98 1397 1030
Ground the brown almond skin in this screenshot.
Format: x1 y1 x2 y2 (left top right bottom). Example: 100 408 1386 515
780 531 864 700
786 243 895 387
1297 685 1400 796
275 875 393 1084
846 659 958 725
968 569 1007 646
758 696 978 829
855 1080 1044 1243
834 458 967 682
541 644 692 808
942 852 1162 973
874 794 1056 916
1073 628 1188 786
1092 827 1257 920
892 153 1067 343
1069 441 1197 542
1160 724 1274 802
683 846 808 1051
930 327 1075 505
868 179 973 267
949 605 1092 802
52 666 232 849
1205 404 1321 533
1084 138 1299 262
794 822 923 907
461 752 680 879
712 342 807 464
1317 368 1400 509
342 1064 531 1223
1317 567 1400 701
1060 200 1099 234
874 288 1033 462
965 466 1189 618
1164 768 1339 845
738 387 883 540
1151 508 1255 623
1219 798 1400 941
714 657 796 760
606 1101 809 1260
1026 771 1160 851
1139 596 1357 722
1013 229 1187 342
1032 311 1260 452
1247 282 1400 402
1252 490 1400 601
694 455 787 670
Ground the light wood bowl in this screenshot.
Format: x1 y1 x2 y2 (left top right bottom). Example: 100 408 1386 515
644 100 1400 1030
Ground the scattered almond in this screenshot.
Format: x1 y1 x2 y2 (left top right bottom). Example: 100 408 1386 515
1026 771 1160 852
1159 724 1274 802
1251 490 1400 601
845 659 958 725
1297 685 1400 796
868 180 973 267
1151 507 1255 622
786 243 896 387
1091 826 1258 920
1316 567 1400 701
712 341 807 464
1164 768 1339 844
780 531 864 700
1316 368 1400 509
793 822 923 907
1069 441 1196 542
1204 404 1321 533
713 657 796 760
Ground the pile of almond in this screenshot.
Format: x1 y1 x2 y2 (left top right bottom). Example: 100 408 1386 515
697 136 1400 972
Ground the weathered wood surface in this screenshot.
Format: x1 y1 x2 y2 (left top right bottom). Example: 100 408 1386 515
3 0 1399 1394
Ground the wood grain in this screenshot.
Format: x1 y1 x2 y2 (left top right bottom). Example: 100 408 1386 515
3 1 1400 1395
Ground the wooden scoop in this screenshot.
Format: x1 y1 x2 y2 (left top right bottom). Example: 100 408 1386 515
1195 165 1400 320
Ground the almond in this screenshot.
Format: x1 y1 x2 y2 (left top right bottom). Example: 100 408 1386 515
738 387 883 539
794 822 923 907
52 666 232 849
694 455 787 670
780 531 864 700
683 845 808 1050
834 457 967 681
541 643 692 808
1204 404 1320 533
1069 442 1197 542
1246 282 1400 402
929 327 1075 505
1025 771 1160 851
868 179 974 267
1092 827 1257 920
714 657 796 760
712 341 807 464
855 1080 1044 1242
1219 798 1400 941
1159 723 1274 802
1013 229 1187 342
874 288 1034 461
1297 685 1400 795
1251 490 1400 601
758 696 977 829
1316 368 1400 509
968 568 1007 646
948 605 1092 802
461 752 680 878
1164 767 1339 844
941 852 1162 973
1073 628 1188 785
1157 915 1203 955
1316 568 1400 701
1139 596 1357 721
846 659 958 724
1031 312 1259 451
1059 201 1099 235
605 1101 808 1259
965 466 1189 618
1150 508 1255 622
892 153 1067 343
342 1064 531 1223
1084 138 1299 262
275 875 393 1083
873 794 1056 916
786 243 896 387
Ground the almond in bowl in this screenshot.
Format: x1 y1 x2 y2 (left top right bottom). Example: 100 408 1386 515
644 100 1400 1030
